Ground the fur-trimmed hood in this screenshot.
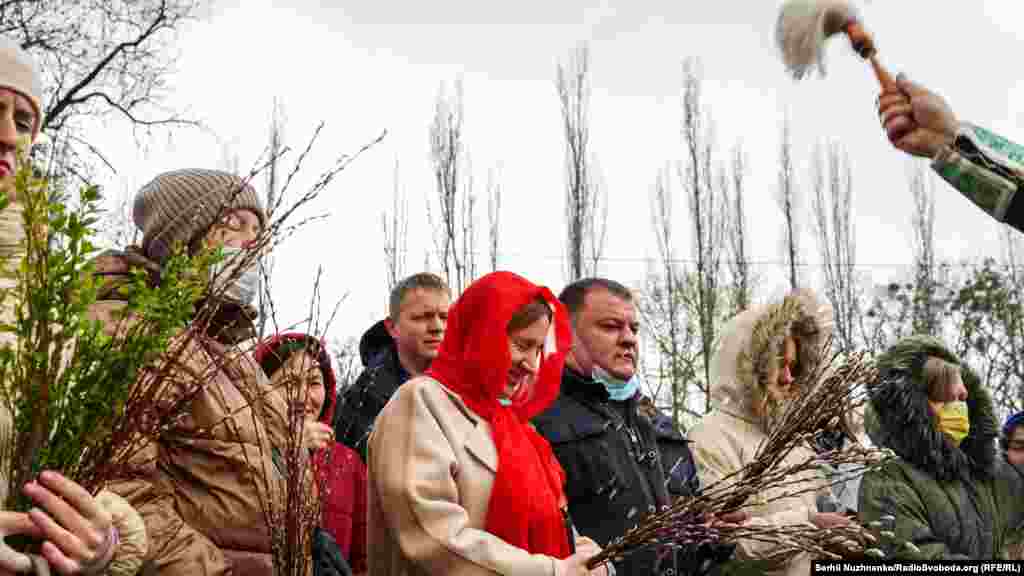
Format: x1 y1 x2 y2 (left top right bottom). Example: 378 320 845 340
866 335 999 482
710 288 833 427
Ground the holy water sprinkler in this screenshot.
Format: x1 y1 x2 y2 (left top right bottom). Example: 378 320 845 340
775 0 895 90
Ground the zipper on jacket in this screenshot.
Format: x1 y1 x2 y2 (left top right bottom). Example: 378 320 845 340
563 508 576 554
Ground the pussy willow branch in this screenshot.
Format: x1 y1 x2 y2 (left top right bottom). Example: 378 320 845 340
78 129 384 494
587 344 892 569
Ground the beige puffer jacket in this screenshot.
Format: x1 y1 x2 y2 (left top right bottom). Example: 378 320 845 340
688 289 839 576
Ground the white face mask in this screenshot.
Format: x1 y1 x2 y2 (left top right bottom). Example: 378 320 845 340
209 246 260 306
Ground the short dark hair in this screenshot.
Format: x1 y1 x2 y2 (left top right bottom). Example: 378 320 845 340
507 295 552 334
1001 412 1024 451
558 278 633 321
389 272 451 321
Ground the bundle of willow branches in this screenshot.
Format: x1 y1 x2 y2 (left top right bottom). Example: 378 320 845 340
587 344 895 569
0 126 383 575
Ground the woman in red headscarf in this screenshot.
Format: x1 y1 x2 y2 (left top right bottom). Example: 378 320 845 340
366 271 611 576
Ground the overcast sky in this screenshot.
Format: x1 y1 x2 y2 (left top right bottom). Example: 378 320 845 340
93 0 1024 346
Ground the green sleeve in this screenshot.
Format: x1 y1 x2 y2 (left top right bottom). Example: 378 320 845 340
857 464 971 560
931 123 1024 228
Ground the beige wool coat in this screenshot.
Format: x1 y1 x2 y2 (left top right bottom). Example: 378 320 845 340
367 375 566 576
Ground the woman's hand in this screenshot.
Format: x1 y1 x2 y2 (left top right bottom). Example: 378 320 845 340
302 420 334 451
556 536 610 576
23 470 116 575
810 511 852 530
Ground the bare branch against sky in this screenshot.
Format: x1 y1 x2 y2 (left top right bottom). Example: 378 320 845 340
6 0 203 180
557 41 605 282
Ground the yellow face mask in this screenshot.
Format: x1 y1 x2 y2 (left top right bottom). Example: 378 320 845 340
937 401 970 446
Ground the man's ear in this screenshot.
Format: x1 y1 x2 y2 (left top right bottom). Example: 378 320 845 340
384 317 399 340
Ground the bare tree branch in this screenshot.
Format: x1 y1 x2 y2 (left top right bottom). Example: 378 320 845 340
428 77 476 294
486 164 502 272
557 42 604 281
810 140 859 353
725 142 755 314
383 158 409 292
4 0 204 180
777 110 801 290
680 57 725 414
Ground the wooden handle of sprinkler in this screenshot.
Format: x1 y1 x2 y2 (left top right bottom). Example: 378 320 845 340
845 21 897 91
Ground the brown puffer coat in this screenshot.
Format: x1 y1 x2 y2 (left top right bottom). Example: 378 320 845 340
89 249 294 576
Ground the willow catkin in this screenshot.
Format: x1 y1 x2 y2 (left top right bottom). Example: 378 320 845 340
776 0 861 79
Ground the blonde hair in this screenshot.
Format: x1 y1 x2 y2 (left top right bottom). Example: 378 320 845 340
923 356 962 402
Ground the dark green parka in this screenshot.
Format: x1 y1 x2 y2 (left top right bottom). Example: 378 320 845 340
859 336 1024 559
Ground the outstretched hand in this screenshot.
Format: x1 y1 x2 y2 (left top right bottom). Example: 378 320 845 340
877 74 958 158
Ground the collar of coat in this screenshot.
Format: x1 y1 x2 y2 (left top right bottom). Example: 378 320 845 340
562 366 612 403
91 248 257 345
866 335 999 482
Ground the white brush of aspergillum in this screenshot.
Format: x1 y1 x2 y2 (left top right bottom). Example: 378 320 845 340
775 0 864 80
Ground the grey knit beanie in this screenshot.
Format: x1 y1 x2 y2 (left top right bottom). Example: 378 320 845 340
133 168 266 264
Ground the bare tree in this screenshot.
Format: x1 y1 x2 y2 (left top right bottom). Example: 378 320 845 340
486 164 502 272
383 158 409 292
810 140 859 352
680 57 726 414
724 143 755 314
258 100 285 337
639 166 701 427
777 110 802 290
330 337 362 393
3 0 203 181
860 165 945 353
427 78 476 294
557 42 605 281
908 163 941 336
587 162 609 277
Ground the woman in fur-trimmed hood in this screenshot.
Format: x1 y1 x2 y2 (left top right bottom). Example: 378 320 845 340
689 289 848 576
858 335 1024 560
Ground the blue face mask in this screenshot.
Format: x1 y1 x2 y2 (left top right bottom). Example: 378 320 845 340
592 365 640 401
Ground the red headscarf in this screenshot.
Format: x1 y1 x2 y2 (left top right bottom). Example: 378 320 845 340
427 271 573 559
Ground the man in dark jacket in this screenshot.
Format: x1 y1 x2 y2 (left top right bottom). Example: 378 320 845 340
859 335 1024 559
333 272 450 461
533 278 732 576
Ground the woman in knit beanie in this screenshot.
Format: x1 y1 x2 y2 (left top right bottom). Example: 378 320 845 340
0 36 149 576
91 167 306 576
